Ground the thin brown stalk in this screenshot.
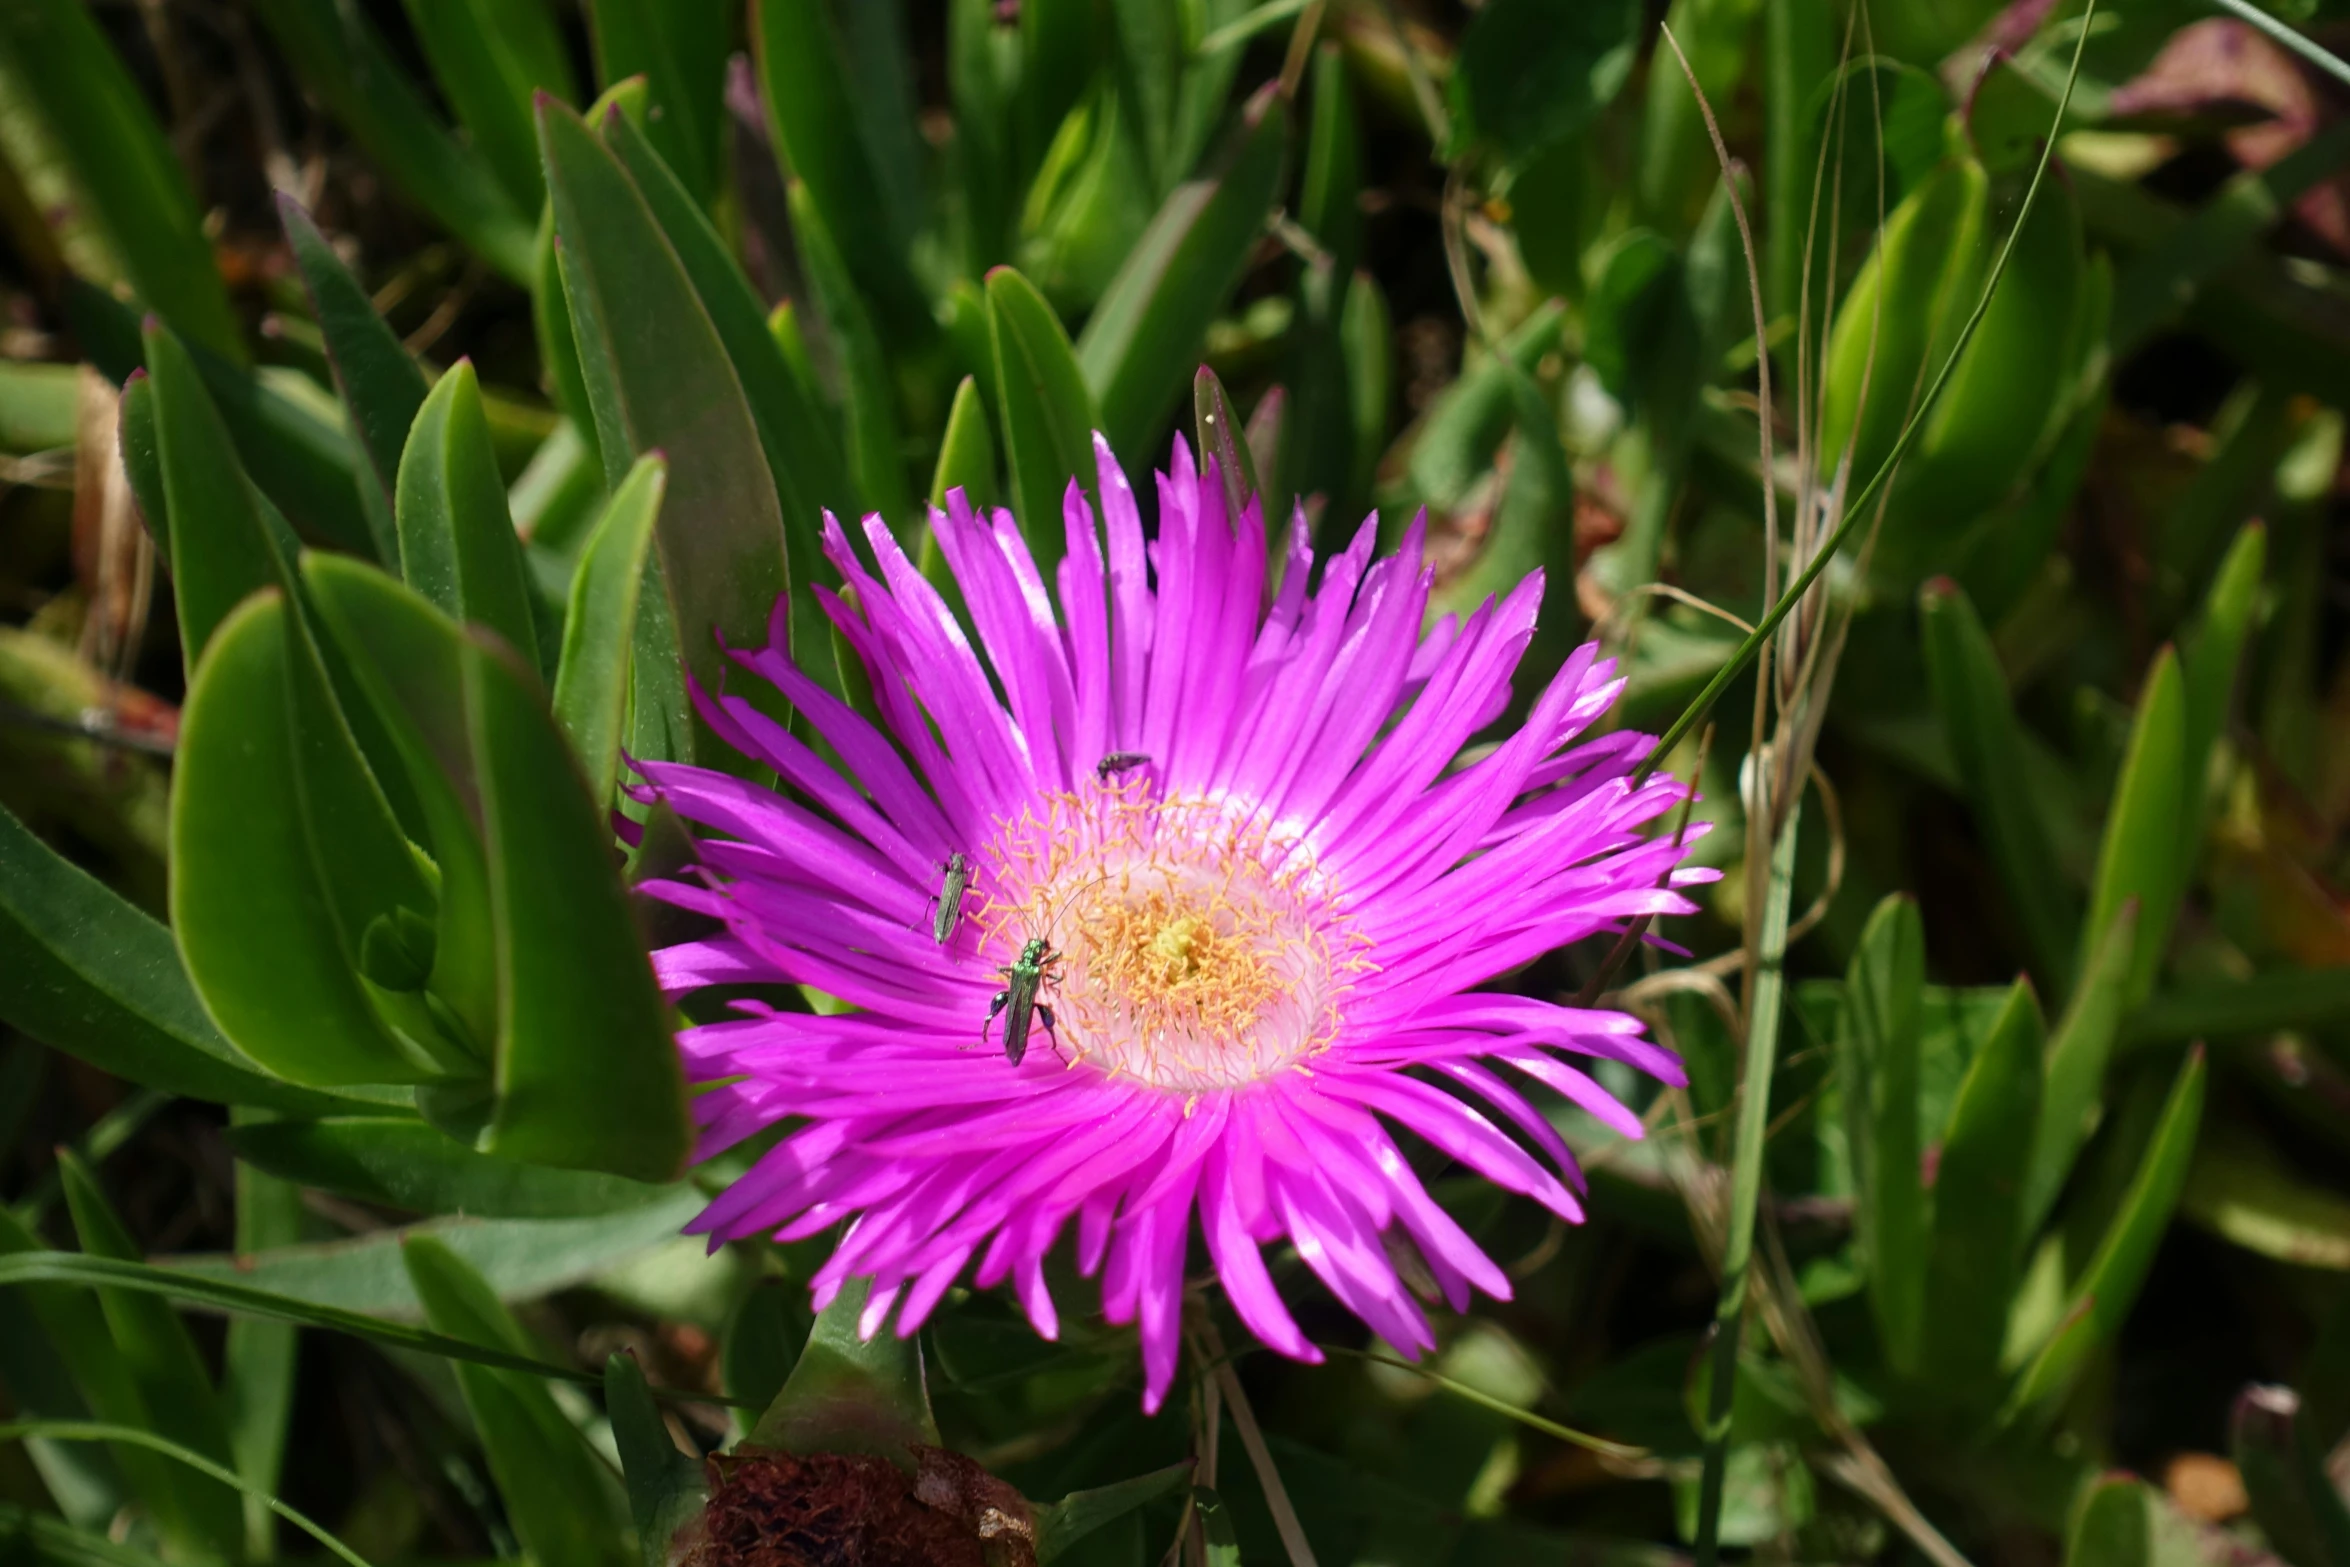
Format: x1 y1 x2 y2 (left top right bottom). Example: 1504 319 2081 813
1278 0 1328 99
1192 1312 1317 1567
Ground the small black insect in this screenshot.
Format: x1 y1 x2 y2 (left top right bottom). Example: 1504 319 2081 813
930 852 972 945
1095 750 1152 782
985 936 1063 1066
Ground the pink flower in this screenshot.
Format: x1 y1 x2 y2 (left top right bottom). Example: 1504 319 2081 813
638 435 1712 1412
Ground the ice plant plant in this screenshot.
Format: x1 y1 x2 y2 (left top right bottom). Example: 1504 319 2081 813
639 435 1713 1411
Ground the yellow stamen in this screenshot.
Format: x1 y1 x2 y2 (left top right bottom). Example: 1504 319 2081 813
973 780 1372 1090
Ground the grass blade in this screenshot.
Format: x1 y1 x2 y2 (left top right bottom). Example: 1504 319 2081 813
0 1250 751 1407
0 1421 373 1567
1636 0 2101 783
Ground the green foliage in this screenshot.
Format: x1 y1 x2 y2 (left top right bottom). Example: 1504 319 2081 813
3 0 2349 1562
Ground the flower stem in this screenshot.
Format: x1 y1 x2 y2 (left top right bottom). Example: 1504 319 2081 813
1692 795 1803 1567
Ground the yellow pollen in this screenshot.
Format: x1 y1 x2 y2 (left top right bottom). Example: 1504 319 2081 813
1084 890 1284 1042
971 781 1373 1090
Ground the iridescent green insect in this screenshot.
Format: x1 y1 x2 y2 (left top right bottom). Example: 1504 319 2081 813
1095 750 1151 782
985 936 1063 1066
930 852 972 945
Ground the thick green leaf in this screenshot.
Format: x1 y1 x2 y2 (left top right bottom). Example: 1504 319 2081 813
144 321 295 669
1019 0 1098 184
171 593 443 1087
538 95 793 767
278 196 429 532
830 3 929 253
115 370 169 559
1299 43 1362 284
2022 904 2138 1238
1077 82 1289 456
1902 170 2087 550
553 455 668 809
531 209 604 486
399 0 575 213
2010 1047 2205 1408
230 1117 675 1219
600 105 853 650
606 1352 708 1567
2179 523 2266 829
72 282 377 558
1193 365 1262 527
1034 1462 1194 1563
748 1278 938 1462
467 632 692 1183
1920 578 2080 994
56 1155 244 1557
1017 84 1156 316
930 375 1000 512
1286 44 1362 517
394 362 542 667
1817 159 1987 502
948 0 1016 272
2064 1476 2152 1567
990 265 1099 570
1448 0 1641 168
1919 980 2044 1399
2080 648 2188 1007
223 1124 302 1561
1839 895 1927 1376
1636 0 1766 231
1109 0 1180 193
2161 383 2298 607
720 1280 807 1434
403 1237 629 1567
0 0 242 361
0 800 369 1113
298 555 501 1064
2234 1384 2350 1567
586 0 730 209
788 178 913 529
243 0 537 280
753 0 932 343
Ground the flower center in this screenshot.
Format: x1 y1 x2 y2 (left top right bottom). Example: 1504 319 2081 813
976 783 1366 1090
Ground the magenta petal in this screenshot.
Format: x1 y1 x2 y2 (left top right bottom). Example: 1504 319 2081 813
646 432 1706 1408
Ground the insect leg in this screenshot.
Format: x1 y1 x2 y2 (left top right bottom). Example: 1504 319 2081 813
1036 1003 1069 1066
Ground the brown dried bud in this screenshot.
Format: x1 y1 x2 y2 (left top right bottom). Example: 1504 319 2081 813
677 1444 1036 1567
